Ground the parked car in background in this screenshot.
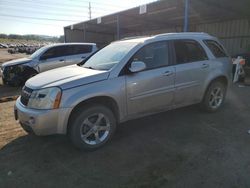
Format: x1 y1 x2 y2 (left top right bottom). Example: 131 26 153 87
1 43 98 86
14 33 232 150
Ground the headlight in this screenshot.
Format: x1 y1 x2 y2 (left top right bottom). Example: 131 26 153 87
27 87 62 109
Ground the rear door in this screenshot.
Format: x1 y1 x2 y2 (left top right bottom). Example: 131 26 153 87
38 46 69 72
66 45 94 65
126 41 175 116
173 39 210 106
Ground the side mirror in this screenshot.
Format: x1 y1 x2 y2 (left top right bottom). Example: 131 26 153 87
129 61 146 73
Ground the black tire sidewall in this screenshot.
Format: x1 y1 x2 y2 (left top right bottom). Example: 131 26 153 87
69 105 116 150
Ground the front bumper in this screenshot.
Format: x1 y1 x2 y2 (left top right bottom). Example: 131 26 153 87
15 97 72 136
2 67 17 85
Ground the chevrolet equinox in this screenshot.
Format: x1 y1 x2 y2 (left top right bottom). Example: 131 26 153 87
14 33 232 150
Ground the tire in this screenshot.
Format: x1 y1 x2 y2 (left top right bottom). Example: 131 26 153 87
69 105 117 151
201 81 227 112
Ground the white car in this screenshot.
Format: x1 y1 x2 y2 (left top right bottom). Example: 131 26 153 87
1 43 98 86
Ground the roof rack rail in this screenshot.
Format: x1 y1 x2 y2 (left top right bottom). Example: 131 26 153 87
120 35 151 41
155 32 210 38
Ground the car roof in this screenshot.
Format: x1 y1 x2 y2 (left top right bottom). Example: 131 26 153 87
119 32 214 43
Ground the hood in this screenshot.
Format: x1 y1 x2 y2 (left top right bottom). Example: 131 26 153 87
2 57 32 67
26 65 109 90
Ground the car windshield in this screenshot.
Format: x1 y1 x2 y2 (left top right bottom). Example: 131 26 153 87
30 46 47 59
82 41 138 70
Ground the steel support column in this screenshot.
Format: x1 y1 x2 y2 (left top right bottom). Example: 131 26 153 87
184 0 189 32
116 14 120 40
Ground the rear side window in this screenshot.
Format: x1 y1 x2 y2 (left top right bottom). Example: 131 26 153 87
174 40 208 64
132 41 169 70
204 40 227 58
70 45 93 55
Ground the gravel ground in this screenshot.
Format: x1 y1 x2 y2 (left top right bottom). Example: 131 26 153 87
0 49 28 65
0 84 250 188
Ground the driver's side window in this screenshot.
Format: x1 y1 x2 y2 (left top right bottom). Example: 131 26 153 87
132 41 169 70
40 47 57 60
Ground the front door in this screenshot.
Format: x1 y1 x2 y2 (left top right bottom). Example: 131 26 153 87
38 46 68 72
126 41 175 116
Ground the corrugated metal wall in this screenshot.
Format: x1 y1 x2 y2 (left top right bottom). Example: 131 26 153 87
64 29 85 42
124 19 250 56
65 19 250 55
196 19 250 55
64 28 114 48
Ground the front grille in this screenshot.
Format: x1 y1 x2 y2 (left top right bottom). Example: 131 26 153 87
2 66 11 79
3 66 23 80
20 86 33 106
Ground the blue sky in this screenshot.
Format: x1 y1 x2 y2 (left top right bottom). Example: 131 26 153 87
0 0 157 36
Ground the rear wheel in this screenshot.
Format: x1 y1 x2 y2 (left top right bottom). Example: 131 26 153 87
201 81 227 112
69 105 116 151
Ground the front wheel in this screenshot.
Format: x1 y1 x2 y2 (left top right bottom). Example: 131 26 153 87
69 105 117 151
201 81 227 112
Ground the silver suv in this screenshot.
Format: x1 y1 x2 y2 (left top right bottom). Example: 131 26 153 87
1 43 97 86
14 33 232 150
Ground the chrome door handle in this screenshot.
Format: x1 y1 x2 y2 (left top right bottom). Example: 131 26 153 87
201 63 209 69
162 71 173 76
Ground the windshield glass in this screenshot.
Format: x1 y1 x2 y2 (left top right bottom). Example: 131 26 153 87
30 45 48 59
82 41 138 70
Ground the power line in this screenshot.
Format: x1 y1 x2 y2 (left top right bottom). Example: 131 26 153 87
0 5 89 18
71 0 158 9
1 1 88 12
0 17 63 27
0 1 125 20
1 0 125 12
0 0 159 24
0 13 82 22
69 0 126 8
20 0 90 9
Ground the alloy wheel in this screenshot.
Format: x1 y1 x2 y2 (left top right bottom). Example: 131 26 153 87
80 113 111 145
208 87 223 109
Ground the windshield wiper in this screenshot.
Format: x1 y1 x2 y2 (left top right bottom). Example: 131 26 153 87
84 66 95 70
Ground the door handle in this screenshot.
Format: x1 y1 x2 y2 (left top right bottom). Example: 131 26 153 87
81 56 86 59
59 59 65 62
162 71 173 76
201 63 209 69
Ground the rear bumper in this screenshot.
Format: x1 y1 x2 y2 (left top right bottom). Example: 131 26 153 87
15 97 72 135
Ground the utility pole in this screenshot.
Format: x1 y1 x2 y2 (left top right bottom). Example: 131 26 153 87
88 2 92 20
184 0 189 32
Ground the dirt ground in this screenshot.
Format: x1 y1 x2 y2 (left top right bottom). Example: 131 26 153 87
0 49 28 64
0 84 250 188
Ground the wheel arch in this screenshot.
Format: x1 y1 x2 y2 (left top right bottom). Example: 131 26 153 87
67 96 120 134
202 75 229 100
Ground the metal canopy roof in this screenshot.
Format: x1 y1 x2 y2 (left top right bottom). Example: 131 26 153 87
64 0 250 36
